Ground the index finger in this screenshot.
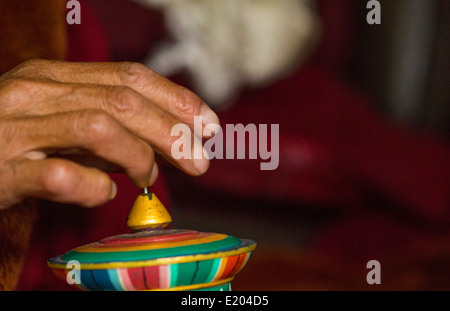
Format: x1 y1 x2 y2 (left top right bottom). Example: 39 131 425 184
13 59 221 136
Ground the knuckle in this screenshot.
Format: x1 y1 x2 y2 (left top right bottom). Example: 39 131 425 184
117 62 150 85
75 110 116 143
0 120 18 146
172 87 202 117
19 58 44 68
106 86 141 116
0 77 30 92
9 59 47 77
0 77 51 104
40 161 73 195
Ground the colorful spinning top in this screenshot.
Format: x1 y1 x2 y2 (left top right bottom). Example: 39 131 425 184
47 188 256 291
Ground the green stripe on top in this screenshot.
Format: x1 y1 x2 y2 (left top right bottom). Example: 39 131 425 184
62 236 242 264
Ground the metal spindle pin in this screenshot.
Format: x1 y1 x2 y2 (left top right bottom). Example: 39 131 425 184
143 187 148 194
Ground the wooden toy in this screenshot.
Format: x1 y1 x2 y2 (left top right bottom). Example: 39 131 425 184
47 188 256 291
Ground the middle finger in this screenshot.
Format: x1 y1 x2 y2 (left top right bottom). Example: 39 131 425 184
26 83 210 176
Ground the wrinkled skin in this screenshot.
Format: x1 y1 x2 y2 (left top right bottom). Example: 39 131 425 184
0 59 219 210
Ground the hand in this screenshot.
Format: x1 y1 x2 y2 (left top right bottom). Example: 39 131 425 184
0 59 219 209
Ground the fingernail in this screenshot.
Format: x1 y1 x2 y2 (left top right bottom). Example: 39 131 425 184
193 156 210 175
109 181 117 200
201 103 221 135
193 137 210 175
149 162 159 185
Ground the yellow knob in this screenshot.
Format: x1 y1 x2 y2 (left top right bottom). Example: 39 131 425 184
126 193 172 231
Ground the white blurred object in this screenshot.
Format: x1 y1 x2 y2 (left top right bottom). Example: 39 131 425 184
132 0 321 108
